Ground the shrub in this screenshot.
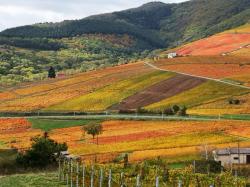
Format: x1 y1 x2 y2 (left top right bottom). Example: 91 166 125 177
228 98 240 105
163 105 187 116
16 133 67 168
163 107 174 115
172 105 180 113
177 106 187 116
195 160 222 174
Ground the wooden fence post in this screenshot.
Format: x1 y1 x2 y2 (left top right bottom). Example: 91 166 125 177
66 173 69 187
178 179 182 187
70 160 73 187
66 160 69 186
108 169 112 187
76 162 79 187
136 175 140 187
120 172 124 187
58 158 61 181
156 176 159 187
99 169 103 187
82 164 85 187
62 159 65 182
90 165 94 187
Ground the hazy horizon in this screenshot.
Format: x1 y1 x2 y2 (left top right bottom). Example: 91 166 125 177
0 0 188 31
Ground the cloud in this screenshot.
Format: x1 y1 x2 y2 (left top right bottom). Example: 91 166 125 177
0 0 188 31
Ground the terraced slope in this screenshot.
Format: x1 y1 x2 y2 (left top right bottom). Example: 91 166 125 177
230 47 250 57
174 33 250 56
166 24 250 56
153 55 250 86
45 71 174 111
0 62 154 112
153 60 250 79
110 74 206 110
189 93 250 115
146 81 249 112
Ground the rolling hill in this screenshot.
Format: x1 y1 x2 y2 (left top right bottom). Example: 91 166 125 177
0 1 250 115
1 0 250 85
2 1 250 185
171 23 250 56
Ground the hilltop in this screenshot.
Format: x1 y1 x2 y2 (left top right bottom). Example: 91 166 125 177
1 0 250 48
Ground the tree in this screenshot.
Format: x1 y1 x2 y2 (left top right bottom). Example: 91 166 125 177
177 106 187 116
172 105 180 114
163 107 174 115
83 124 103 145
16 132 67 168
124 153 129 168
228 98 240 105
48 66 56 78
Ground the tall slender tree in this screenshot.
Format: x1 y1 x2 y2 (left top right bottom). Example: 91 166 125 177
48 66 56 78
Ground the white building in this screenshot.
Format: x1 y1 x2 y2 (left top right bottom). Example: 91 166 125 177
167 52 177 59
213 148 250 166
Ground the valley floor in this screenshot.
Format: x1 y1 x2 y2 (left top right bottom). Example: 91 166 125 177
1 117 250 164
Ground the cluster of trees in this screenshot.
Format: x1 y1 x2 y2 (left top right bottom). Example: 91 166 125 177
0 37 66 50
15 123 104 168
0 35 148 85
124 105 187 116
16 132 67 168
162 105 187 116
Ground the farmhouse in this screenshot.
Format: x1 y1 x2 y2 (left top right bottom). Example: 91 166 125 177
213 148 250 166
167 52 177 58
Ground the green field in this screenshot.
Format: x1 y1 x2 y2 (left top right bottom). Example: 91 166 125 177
45 71 174 111
28 118 102 131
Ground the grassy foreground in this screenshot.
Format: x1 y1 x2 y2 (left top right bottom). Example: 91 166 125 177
0 172 65 187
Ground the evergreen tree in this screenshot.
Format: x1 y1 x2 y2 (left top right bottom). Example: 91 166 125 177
48 66 56 78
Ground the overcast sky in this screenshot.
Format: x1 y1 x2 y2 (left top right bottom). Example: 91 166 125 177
0 0 188 31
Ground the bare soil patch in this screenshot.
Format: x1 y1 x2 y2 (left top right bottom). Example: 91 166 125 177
110 74 206 110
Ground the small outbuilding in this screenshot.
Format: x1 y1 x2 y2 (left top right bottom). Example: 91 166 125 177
213 148 250 166
167 52 177 59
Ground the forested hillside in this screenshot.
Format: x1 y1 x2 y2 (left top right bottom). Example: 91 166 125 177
1 0 250 47
0 35 150 85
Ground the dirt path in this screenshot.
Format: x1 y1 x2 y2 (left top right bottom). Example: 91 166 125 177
145 61 250 90
110 74 206 110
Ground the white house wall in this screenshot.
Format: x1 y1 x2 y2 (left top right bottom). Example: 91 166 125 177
216 154 248 166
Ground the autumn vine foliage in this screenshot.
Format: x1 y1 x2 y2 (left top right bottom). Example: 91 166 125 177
58 161 246 187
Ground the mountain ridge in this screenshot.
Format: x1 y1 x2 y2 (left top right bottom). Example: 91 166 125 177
1 0 250 48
